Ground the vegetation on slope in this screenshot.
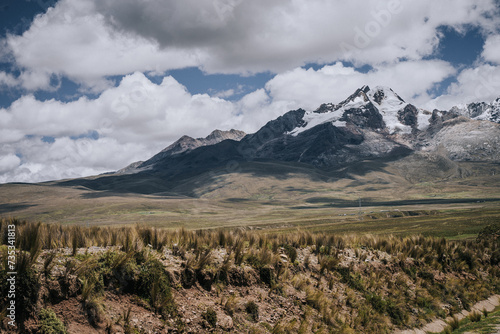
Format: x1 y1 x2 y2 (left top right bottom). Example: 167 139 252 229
0 218 499 333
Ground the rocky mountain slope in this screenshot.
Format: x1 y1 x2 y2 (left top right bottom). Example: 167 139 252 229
451 98 500 124
117 129 246 174
62 86 500 194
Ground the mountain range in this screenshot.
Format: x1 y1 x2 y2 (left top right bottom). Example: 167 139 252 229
59 85 500 195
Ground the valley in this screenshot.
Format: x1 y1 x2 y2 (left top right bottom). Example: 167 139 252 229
1 158 499 238
1 86 500 333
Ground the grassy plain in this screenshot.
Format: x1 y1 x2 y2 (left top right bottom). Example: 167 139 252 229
1 160 499 238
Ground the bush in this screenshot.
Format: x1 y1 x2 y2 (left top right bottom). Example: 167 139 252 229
477 224 500 242
259 266 275 286
135 255 175 316
38 308 68 334
203 307 217 328
366 293 386 314
10 252 40 323
338 267 364 292
284 245 297 263
447 315 460 330
386 300 406 325
417 270 434 281
246 301 259 322
84 298 104 327
224 295 238 316
468 311 481 322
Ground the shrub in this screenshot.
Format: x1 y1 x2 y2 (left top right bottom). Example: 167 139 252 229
224 294 238 316
366 293 386 314
338 267 364 292
284 245 297 263
477 224 500 242
246 301 259 322
468 311 481 322
233 238 245 265
447 315 460 330
319 255 339 274
417 270 434 281
84 297 104 327
203 307 217 328
38 308 68 334
43 252 57 279
442 325 452 334
259 266 275 286
135 255 175 316
9 252 40 324
386 300 406 325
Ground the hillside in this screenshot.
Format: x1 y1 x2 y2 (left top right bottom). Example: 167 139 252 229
1 219 499 333
46 86 500 198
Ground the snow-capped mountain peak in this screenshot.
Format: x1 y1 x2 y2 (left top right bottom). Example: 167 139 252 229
368 86 406 105
451 97 500 124
288 86 429 136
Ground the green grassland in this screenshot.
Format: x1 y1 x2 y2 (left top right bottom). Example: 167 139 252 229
440 307 500 333
1 160 499 238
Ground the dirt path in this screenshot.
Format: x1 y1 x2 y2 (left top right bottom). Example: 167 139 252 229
394 295 500 334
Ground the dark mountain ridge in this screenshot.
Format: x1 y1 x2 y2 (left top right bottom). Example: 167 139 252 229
59 86 500 194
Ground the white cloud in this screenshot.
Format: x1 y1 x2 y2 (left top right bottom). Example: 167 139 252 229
0 154 20 174
1 0 498 90
0 73 249 183
4 0 201 91
95 0 497 72
482 34 500 64
425 64 500 110
0 72 20 87
264 61 456 111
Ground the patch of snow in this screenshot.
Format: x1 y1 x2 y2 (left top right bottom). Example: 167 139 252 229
286 86 434 136
287 108 344 136
343 95 366 109
367 86 410 134
417 112 432 131
332 120 347 127
474 109 492 121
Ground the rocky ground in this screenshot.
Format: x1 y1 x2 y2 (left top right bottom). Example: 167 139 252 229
1 238 497 334
1 221 499 334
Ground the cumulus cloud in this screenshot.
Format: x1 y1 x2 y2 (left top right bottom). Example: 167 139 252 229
425 64 500 110
2 0 498 89
0 73 246 182
0 72 20 87
264 61 456 110
0 136 152 183
0 154 20 174
482 34 500 64
95 0 497 72
3 0 201 91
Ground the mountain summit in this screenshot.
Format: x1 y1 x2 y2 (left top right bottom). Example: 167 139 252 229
117 129 246 174
288 85 428 136
451 98 500 124
69 86 500 194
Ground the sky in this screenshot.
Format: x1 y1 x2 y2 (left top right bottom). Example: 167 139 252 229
0 0 500 183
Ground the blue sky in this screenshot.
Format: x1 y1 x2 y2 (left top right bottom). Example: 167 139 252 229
0 0 500 183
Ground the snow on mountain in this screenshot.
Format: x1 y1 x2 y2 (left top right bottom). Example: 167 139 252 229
287 86 431 136
451 98 500 124
97 85 500 189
